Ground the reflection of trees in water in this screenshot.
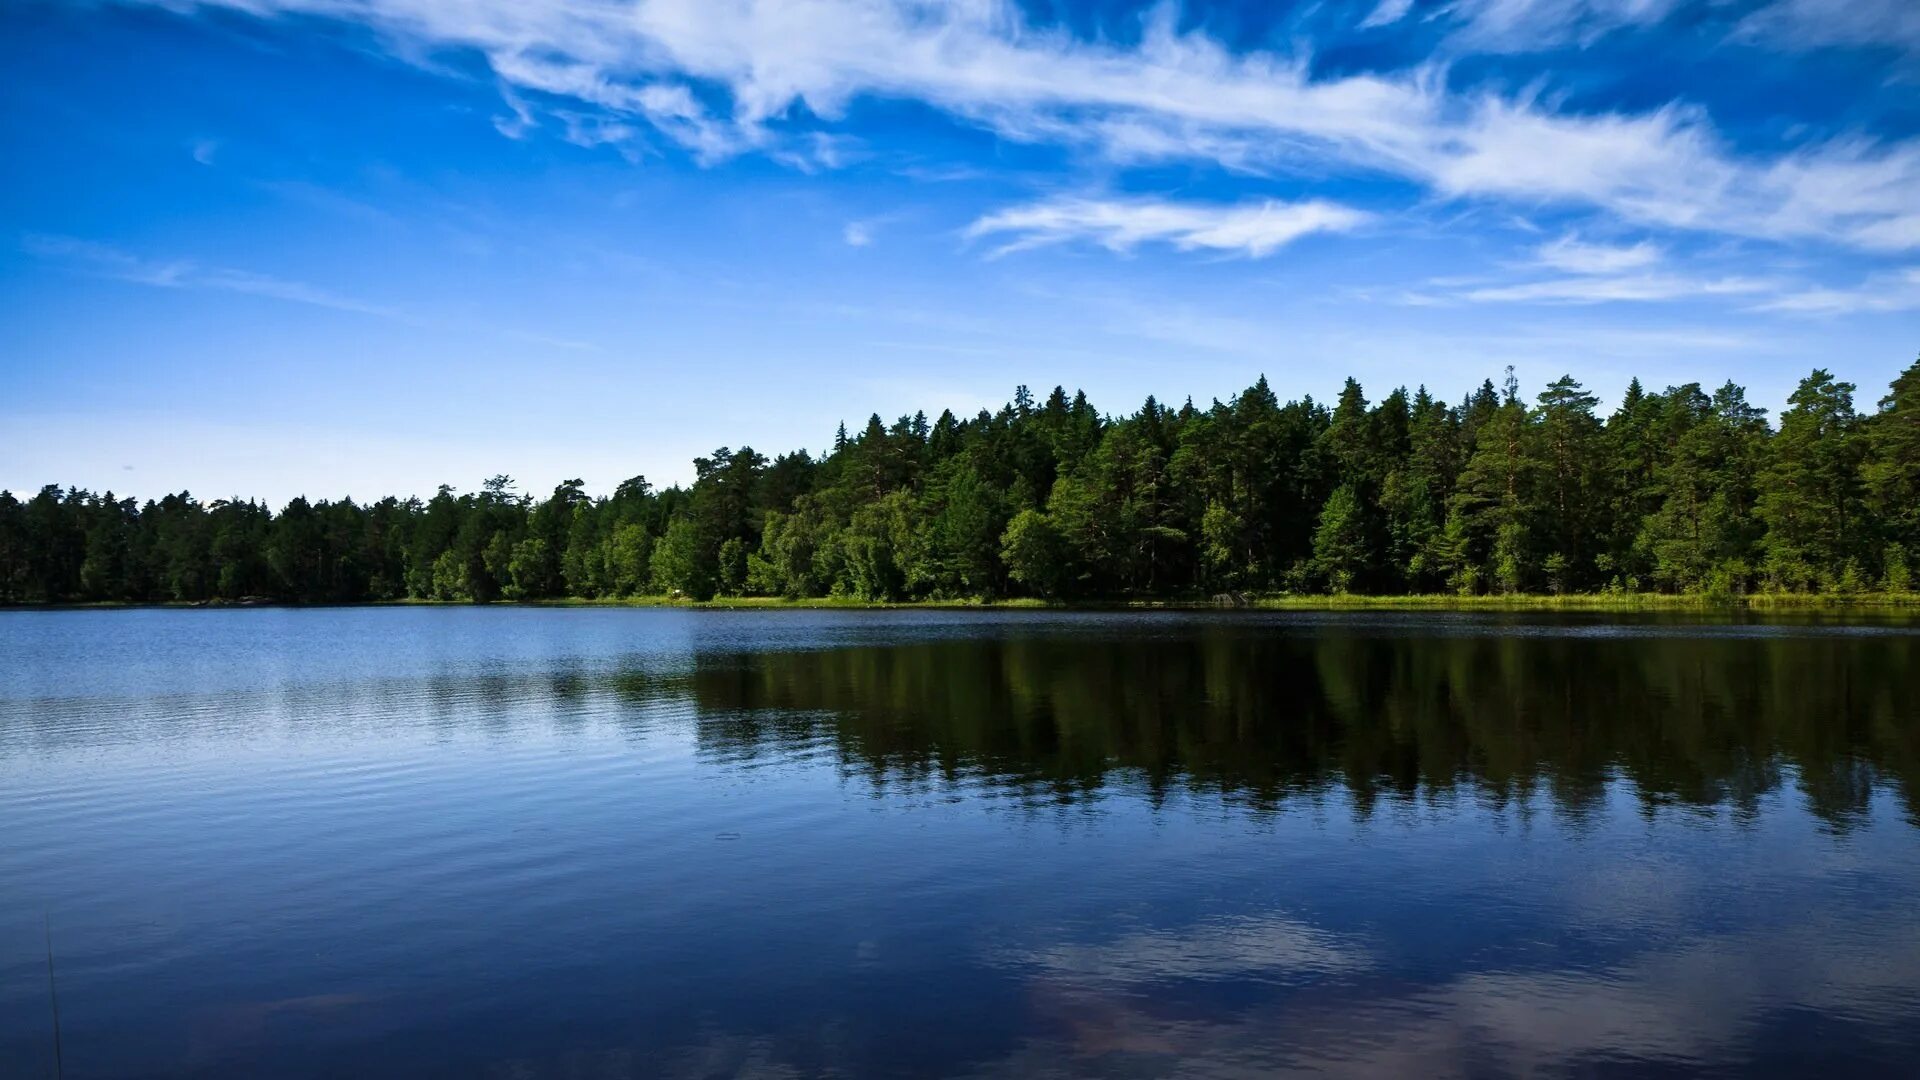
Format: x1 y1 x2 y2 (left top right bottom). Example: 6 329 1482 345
681 631 1920 826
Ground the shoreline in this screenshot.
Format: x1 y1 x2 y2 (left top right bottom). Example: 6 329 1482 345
12 592 1920 613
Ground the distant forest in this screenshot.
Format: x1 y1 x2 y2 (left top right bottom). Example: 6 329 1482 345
5 358 1918 604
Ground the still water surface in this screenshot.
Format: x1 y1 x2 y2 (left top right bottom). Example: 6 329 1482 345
3 607 1919 1077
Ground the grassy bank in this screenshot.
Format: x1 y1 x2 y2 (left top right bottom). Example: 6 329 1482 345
531 592 1920 612
525 595 1058 610
1237 592 1920 611
19 592 1920 612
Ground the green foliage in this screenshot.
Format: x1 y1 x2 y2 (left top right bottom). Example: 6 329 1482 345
1884 543 1912 593
716 537 749 597
1000 509 1064 598
925 460 1006 597
837 491 919 601
650 517 712 600
1865 356 1920 553
1759 370 1867 591
431 549 470 601
1199 500 1244 589
1312 485 1369 593
754 504 832 598
7 361 1918 606
505 537 549 600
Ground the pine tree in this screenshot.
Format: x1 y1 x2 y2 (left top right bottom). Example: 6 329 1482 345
1312 484 1370 593
1865 356 1920 565
1758 370 1865 591
1534 375 1602 589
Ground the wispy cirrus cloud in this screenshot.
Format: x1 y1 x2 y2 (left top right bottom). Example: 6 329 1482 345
1360 0 1418 32
24 233 402 318
1443 0 1684 52
967 196 1371 258
24 234 622 348
1392 0 1920 57
1459 272 1777 305
1404 231 1918 312
1405 231 1774 305
1531 235 1664 275
1737 0 1920 57
118 1 1920 256
1753 267 1920 315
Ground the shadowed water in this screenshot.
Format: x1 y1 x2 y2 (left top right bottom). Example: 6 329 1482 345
2 607 1918 1077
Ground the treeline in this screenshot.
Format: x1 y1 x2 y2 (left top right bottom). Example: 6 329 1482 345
3 358 1917 604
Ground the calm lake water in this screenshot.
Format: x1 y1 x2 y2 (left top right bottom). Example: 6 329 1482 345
3 607 1919 1078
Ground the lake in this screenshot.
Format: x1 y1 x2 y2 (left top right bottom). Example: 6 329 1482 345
3 607 1919 1077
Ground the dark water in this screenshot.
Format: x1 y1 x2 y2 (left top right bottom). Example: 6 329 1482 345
3 608 1919 1078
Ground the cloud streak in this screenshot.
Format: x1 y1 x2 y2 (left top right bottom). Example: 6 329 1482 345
1444 0 1684 52
1360 0 1417 31
1754 267 1920 315
1395 232 1779 305
1738 0 1920 56
1459 272 1777 305
25 233 401 318
1404 236 1920 311
967 196 1370 258
1532 235 1664 275
124 1 1920 255
1423 0 1920 57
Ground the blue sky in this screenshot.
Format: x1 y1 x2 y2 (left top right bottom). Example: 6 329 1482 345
3 0 1917 502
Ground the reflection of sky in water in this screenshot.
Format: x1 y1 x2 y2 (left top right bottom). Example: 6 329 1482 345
954 875 1920 1078
2 608 1918 1077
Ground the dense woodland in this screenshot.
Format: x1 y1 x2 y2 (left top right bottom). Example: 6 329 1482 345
5 358 1918 604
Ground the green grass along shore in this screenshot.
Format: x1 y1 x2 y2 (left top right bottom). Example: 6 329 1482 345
32 592 1920 611
506 592 1920 611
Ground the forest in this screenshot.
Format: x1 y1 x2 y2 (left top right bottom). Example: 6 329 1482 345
3 358 1917 605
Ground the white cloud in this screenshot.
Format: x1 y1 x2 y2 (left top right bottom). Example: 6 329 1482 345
1378 0 1920 58
1460 272 1776 304
122 1 1920 253
967 196 1371 258
842 220 874 247
1533 235 1664 274
1738 0 1920 56
1376 0 1920 57
1446 0 1682 52
1753 267 1920 315
492 89 537 139
1410 235 1782 305
1360 0 1417 31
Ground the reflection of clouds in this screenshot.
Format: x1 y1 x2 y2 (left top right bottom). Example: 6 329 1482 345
185 993 376 1072
972 915 1378 1073
1559 851 1701 939
1789 915 1920 1026
1357 917 1920 1072
955 914 1920 1078
474 1040 807 1080
651 1031 811 1080
1001 913 1373 988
